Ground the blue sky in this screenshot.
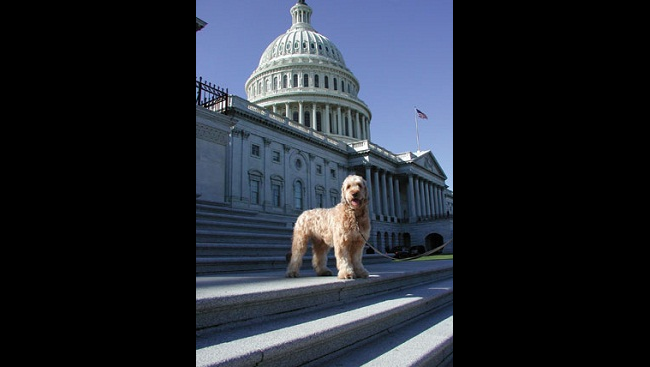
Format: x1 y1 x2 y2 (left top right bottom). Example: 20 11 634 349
196 0 453 192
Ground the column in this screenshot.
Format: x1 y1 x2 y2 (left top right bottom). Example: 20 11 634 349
365 164 374 217
263 137 272 209
373 169 381 218
241 130 251 204
285 102 290 118
365 119 371 141
337 106 342 135
324 104 330 133
299 102 304 125
387 173 395 217
347 109 352 137
283 145 291 212
423 181 432 218
438 187 445 217
428 184 436 218
380 170 388 217
394 177 402 220
415 178 422 218
312 103 317 130
355 111 361 138
230 129 244 203
407 174 416 222
308 153 315 208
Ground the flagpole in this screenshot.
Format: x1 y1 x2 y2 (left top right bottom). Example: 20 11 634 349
414 106 421 152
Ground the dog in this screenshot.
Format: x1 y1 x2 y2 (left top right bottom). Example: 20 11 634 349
286 174 371 279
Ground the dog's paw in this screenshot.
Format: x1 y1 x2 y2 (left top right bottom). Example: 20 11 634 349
337 270 355 279
285 270 300 278
355 268 369 278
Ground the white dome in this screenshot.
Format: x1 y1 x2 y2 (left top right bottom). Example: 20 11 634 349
257 28 347 71
244 0 371 140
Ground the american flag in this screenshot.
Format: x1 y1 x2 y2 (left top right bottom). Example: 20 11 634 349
416 108 428 120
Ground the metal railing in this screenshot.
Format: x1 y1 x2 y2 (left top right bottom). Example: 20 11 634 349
196 76 228 113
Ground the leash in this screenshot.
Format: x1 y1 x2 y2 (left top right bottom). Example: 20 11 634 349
355 220 453 261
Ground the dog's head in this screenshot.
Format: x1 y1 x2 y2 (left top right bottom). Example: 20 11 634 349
341 174 369 210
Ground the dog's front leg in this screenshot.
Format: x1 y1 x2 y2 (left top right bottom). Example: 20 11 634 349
334 238 356 279
351 241 369 278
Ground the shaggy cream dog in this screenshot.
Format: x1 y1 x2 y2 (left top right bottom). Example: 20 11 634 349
286 174 371 279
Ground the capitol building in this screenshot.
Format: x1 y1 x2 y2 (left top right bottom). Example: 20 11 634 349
196 0 452 253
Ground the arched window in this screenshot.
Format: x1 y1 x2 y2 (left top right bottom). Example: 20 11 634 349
303 74 309 87
273 76 278 90
282 75 287 88
333 78 337 90
294 181 303 210
314 75 319 88
293 74 298 88
304 111 310 127
292 111 299 122
324 76 329 89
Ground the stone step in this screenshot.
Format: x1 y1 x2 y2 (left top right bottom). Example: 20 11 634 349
196 260 453 330
302 303 453 367
196 201 258 216
195 270 453 367
195 229 291 244
195 219 293 234
196 212 291 229
195 253 394 275
196 243 291 257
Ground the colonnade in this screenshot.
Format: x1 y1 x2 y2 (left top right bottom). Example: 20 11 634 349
363 165 446 222
269 102 369 140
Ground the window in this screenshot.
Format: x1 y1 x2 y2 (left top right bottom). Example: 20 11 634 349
316 111 322 131
293 74 298 88
316 164 322 175
295 159 302 170
333 78 337 90
315 186 325 208
330 169 336 179
294 181 303 210
250 180 260 205
304 111 310 127
272 183 281 207
272 150 281 163
292 111 299 122
270 175 284 208
324 76 329 89
330 189 339 207
273 76 278 90
314 75 319 88
341 80 344 91
251 144 260 157
303 74 308 87
283 75 287 88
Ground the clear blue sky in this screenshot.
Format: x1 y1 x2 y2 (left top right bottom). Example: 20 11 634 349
196 0 453 192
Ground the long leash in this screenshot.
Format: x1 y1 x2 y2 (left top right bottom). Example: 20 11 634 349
356 221 453 261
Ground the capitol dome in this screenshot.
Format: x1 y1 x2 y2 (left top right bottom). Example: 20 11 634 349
245 0 371 141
